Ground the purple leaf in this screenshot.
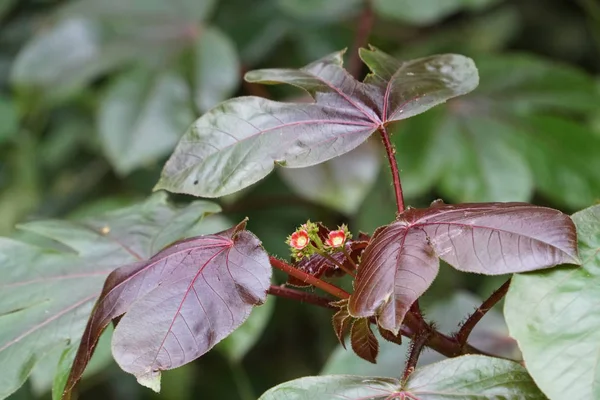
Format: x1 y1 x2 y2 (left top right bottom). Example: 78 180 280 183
350 318 379 364
349 202 579 334
349 225 439 334
155 48 478 197
65 221 271 394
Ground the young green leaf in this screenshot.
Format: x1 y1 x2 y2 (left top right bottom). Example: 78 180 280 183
64 222 271 395
155 48 478 198
350 202 579 334
505 205 600 400
0 192 219 400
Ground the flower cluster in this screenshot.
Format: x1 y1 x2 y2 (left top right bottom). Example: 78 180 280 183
287 221 351 260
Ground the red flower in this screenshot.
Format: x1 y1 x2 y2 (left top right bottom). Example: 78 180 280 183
289 230 310 250
325 230 346 248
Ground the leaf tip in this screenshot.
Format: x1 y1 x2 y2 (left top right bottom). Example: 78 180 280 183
136 371 161 393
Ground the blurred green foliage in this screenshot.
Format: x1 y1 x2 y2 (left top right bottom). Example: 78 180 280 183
1 0 599 399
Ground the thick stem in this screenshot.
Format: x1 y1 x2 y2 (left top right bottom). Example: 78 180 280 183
267 285 336 309
456 278 512 345
402 312 490 360
378 126 405 214
269 257 350 299
348 1 375 79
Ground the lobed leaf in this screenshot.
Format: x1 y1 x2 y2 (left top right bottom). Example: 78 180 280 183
350 202 579 333
261 356 543 399
0 192 219 400
505 205 600 400
64 221 271 395
156 47 478 198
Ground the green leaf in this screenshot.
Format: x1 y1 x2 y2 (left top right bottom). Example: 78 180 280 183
392 53 600 207
505 205 600 400
265 356 543 399
0 192 220 399
259 375 400 400
218 296 275 363
277 0 362 21
98 68 194 175
156 48 478 198
373 0 501 25
279 140 381 214
0 95 19 144
11 0 216 99
403 356 545 399
11 18 129 99
194 27 240 112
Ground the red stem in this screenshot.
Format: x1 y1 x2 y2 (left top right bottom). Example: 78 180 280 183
378 126 405 214
456 278 512 345
348 1 375 79
269 257 350 299
267 285 336 309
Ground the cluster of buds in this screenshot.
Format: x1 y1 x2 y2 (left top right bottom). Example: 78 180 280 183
287 221 351 260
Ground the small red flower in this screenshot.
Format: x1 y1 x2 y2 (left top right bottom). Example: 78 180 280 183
289 230 310 250
325 230 346 248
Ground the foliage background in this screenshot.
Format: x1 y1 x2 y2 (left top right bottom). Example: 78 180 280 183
1 0 599 399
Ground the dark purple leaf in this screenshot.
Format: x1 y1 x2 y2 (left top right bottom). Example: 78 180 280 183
349 225 439 334
331 300 352 349
155 48 478 197
65 221 271 394
349 202 579 334
350 318 379 364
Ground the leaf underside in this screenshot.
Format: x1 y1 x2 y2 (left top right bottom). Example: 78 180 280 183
349 202 579 333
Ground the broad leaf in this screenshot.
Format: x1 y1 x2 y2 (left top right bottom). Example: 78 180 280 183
280 140 381 214
392 53 600 207
193 27 240 112
66 221 271 393
11 0 215 99
98 68 194 174
331 300 352 349
0 192 220 400
505 205 600 400
155 48 478 198
374 0 502 25
262 356 543 399
349 202 579 333
403 355 545 399
218 296 275 363
349 319 378 364
259 375 400 400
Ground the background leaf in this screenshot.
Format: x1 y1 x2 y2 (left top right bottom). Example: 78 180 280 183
193 26 240 112
98 68 194 175
373 0 502 25
0 193 220 399
505 205 600 400
279 140 381 214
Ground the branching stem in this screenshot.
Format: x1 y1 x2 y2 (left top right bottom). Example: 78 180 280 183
269 257 350 299
456 278 512 345
267 285 336 309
